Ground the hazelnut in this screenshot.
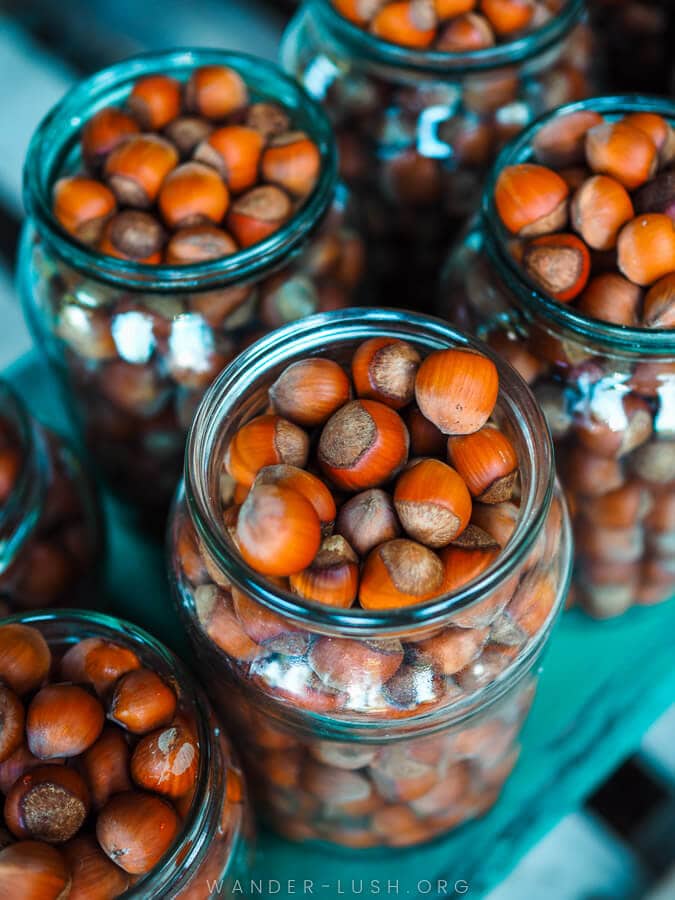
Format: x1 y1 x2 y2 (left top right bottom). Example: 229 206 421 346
108 669 177 736
394 458 472 547
130 719 198 798
269 358 352 427
81 726 132 809
4 765 90 843
359 539 444 609
60 639 141 696
96 791 180 874
0 624 51 696
0 684 25 764
62 834 130 900
352 337 421 409
415 348 499 435
26 685 104 760
335 488 401 556
0 841 71 900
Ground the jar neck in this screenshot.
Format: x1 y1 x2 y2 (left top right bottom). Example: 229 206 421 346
289 0 585 77
3 609 236 899
23 48 337 293
481 94 675 359
186 308 556 638
0 383 47 573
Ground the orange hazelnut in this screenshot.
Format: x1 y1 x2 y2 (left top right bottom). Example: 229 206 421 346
236 483 322 577
415 348 499 435
158 161 229 229
617 214 675 286
96 791 180 875
81 106 140 169
82 726 132 810
318 399 409 491
104 134 178 208
309 636 403 692
164 224 238 265
245 102 291 140
335 488 400 556
436 12 494 50
522 233 591 302
26 684 104 760
0 684 24 764
4 765 90 843
0 624 50 698
289 535 360 607
404 406 446 457
447 423 518 502
352 337 421 409
269 358 352 427
577 273 641 326
0 841 71 900
60 638 141 697
439 540 500 594
128 74 182 130
481 0 534 34
434 0 476 17
194 125 264 194
332 0 384 24
370 1 437 48
533 110 604 168
195 585 260 661
394 458 472 547
254 465 336 526
570 175 634 251
494 163 569 236
418 625 489 675
226 185 293 248
52 176 117 245
623 112 675 165
98 210 165 263
185 65 248 120
225 414 309 487
231 587 298 646
108 669 177 736
642 272 675 328
261 131 321 199
359 539 444 608
130 720 198 798
62 834 130 900
585 121 657 190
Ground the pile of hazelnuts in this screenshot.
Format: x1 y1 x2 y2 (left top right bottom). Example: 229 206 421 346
0 623 198 897
217 338 519 610
495 108 675 328
52 65 321 265
332 0 570 50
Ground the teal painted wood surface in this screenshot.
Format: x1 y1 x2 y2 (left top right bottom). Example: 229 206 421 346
8 355 675 899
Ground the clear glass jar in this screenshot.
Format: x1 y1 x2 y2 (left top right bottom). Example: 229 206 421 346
19 48 365 520
0 609 252 898
168 308 572 849
0 380 103 615
281 0 595 306
441 95 675 619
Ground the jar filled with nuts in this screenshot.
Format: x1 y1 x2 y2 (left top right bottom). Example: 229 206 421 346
441 96 675 618
19 49 365 520
0 610 251 898
169 308 572 849
0 381 102 616
281 0 595 307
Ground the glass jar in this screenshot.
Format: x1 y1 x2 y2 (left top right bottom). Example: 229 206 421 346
0 380 102 615
19 48 365 520
168 308 572 849
441 96 675 619
0 609 252 898
281 0 595 306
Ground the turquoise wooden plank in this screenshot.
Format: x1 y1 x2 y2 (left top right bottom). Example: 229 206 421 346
7 353 675 899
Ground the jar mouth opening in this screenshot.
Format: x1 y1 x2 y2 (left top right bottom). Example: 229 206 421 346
0 381 42 536
310 0 584 74
1 608 226 897
186 308 557 636
482 94 675 356
23 47 337 292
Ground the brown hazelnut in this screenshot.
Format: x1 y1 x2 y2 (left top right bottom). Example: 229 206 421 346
108 669 177 735
26 685 104 759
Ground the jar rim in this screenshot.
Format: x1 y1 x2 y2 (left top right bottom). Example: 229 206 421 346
23 47 338 292
302 0 584 75
481 94 675 357
185 308 559 637
0 607 237 897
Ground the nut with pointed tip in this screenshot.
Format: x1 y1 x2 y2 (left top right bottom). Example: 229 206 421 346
269 358 352 427
158 161 229 230
82 726 132 810
81 106 140 168
0 841 71 900
130 719 199 798
585 121 657 190
60 638 141 697
225 415 309 488
254 465 336 526
164 115 213 158
394 458 472 547
335 488 400 556
96 790 180 875
194 125 265 194
164 224 238 265
128 74 181 130
533 110 604 168
261 131 321 199
195 585 260 660
185 65 248 120
494 163 569 236
108 669 177 736
415 348 499 435
0 624 52 696
447 424 518 503
62 833 130 900
26 685 104 760
522 233 591 303
226 185 293 248
104 134 178 208
98 211 165 263
246 102 291 140
359 538 444 608
577 273 641 326
436 12 494 51
289 535 360 607
642 272 675 328
352 337 421 409
571 175 634 252
370 1 437 48
53 176 117 245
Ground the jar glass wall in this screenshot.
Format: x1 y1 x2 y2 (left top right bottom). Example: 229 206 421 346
441 96 675 618
281 0 595 306
168 309 572 849
19 48 364 520
0 381 102 615
0 609 252 898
